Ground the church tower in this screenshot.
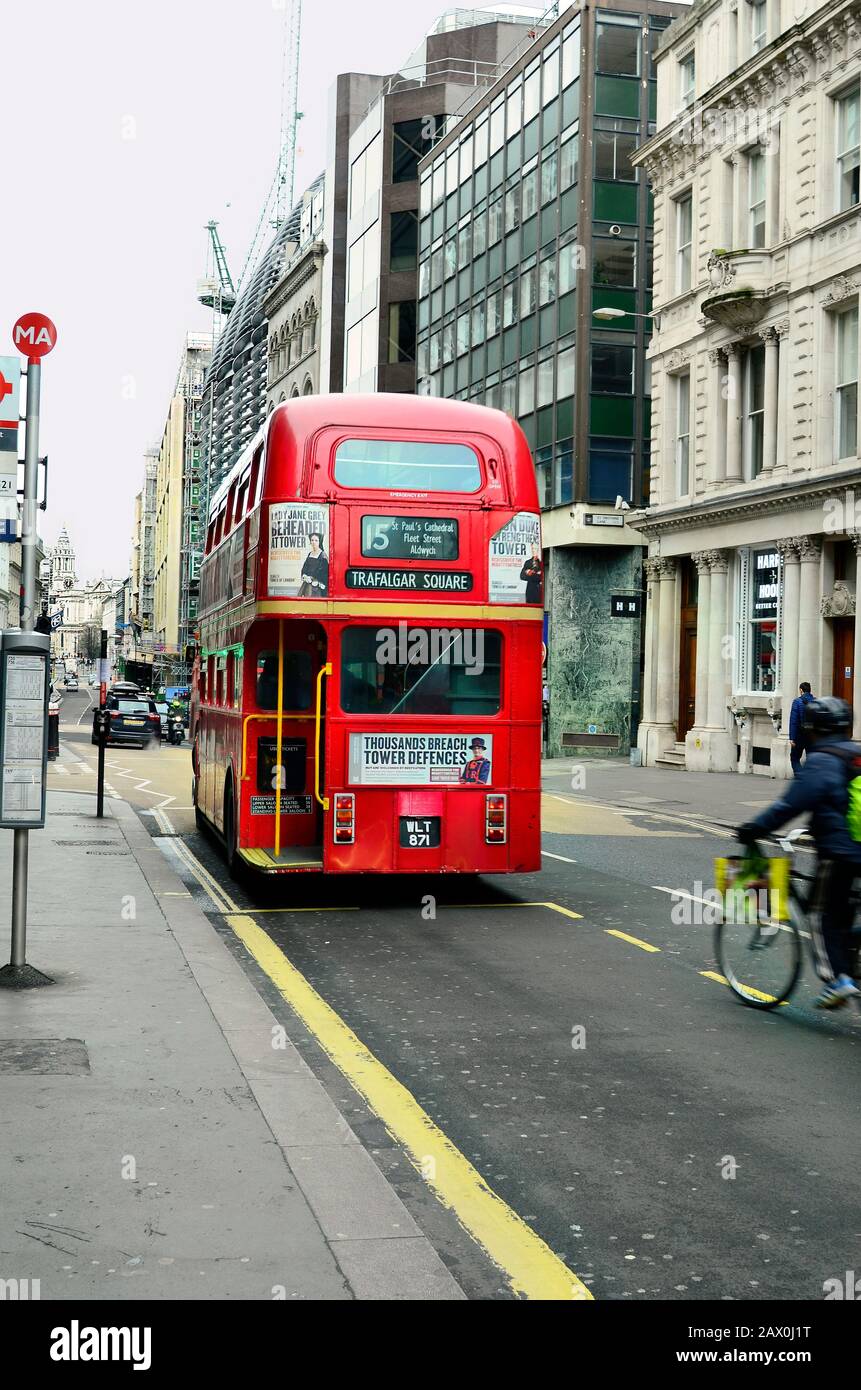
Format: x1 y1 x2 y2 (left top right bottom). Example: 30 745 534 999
51 526 77 591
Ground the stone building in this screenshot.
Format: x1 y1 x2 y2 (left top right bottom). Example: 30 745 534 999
264 181 326 407
633 0 861 775
46 528 121 662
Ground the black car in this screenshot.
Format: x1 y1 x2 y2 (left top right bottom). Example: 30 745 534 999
92 694 161 748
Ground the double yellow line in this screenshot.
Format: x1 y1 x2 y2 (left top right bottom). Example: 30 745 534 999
167 840 592 1300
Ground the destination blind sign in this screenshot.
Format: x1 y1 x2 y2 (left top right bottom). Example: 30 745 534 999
361 515 458 561
346 567 473 593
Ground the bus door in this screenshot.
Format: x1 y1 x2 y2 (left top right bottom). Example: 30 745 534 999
244 621 326 863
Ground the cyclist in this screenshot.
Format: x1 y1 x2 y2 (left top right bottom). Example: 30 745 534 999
736 696 861 1009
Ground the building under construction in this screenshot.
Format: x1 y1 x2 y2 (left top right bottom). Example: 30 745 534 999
199 177 324 502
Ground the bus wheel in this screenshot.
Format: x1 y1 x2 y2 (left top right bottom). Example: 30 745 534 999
223 780 240 877
191 750 207 832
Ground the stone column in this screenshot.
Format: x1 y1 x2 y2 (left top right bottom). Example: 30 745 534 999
773 319 790 472
641 558 662 726
724 344 743 483
797 535 823 694
706 549 730 729
778 537 801 712
760 327 779 475
708 349 725 486
691 551 712 726
655 558 678 728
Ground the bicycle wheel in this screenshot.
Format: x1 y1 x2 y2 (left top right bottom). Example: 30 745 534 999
715 896 802 1009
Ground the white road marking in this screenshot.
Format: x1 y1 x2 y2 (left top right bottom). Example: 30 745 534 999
76 692 97 725
542 850 577 864
652 884 810 938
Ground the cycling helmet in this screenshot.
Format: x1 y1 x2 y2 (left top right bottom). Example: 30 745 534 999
801 696 853 735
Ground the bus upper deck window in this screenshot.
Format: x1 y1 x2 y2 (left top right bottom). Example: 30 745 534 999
334 439 482 493
255 649 313 711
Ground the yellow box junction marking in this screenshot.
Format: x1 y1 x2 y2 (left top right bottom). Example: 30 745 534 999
224 909 592 1301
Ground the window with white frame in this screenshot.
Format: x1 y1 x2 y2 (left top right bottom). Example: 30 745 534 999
676 372 691 496
836 304 859 460
749 0 767 53
676 192 692 293
744 343 765 478
679 52 695 110
836 83 860 212
736 547 781 693
748 148 766 248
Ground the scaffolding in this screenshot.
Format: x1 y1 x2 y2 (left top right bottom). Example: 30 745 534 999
176 340 211 688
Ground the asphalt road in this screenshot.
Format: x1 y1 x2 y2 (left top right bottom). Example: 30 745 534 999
51 688 861 1301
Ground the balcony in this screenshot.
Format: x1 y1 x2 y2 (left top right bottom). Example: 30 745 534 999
701 250 775 331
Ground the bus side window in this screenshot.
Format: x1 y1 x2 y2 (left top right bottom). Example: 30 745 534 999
216 655 226 707
198 666 207 702
226 651 239 708
207 656 215 705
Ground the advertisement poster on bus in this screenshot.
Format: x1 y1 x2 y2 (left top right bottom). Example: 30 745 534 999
268 502 330 598
488 511 542 603
348 732 493 786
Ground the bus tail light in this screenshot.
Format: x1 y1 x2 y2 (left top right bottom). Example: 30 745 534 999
334 793 355 844
485 793 507 844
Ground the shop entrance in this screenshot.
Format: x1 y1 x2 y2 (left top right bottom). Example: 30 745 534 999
678 559 698 739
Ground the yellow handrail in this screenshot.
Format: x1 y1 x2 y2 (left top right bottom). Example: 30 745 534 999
315 663 332 811
241 711 308 781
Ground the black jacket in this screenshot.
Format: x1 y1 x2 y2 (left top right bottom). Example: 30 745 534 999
744 739 861 861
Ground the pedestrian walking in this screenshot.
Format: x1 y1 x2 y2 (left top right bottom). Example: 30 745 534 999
789 681 815 777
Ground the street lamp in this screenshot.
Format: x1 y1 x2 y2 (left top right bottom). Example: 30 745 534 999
593 306 661 329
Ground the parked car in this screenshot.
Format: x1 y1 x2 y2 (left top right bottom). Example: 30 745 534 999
92 694 161 748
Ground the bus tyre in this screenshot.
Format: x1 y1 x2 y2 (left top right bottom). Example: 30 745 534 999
223 781 240 877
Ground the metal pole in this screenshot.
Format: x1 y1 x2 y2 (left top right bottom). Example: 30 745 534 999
20 361 40 631
9 362 40 968
2 360 52 986
96 628 107 818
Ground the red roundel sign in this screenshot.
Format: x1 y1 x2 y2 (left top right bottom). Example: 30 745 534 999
13 312 57 362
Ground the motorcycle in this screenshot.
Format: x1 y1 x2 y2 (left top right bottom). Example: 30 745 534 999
168 714 185 746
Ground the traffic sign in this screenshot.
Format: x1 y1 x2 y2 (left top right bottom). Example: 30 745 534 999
12 313 57 363
0 357 20 430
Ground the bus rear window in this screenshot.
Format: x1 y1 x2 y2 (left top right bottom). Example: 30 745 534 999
334 439 481 493
340 627 501 716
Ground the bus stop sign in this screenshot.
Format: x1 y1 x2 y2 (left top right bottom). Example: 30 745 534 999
12 313 57 364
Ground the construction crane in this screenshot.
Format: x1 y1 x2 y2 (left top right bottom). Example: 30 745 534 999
197 220 236 318
239 0 303 288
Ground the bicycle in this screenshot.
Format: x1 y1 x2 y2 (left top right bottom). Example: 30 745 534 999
714 829 861 1010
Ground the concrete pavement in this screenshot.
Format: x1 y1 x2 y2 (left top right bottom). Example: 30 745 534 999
0 790 464 1300
542 755 792 830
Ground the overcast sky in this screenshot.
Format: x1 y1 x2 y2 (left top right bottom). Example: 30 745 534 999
3 0 527 581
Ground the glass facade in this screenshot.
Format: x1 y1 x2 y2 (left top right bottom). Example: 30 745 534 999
417 6 670 510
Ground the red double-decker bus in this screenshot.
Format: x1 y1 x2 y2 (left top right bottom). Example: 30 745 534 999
190 393 543 877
